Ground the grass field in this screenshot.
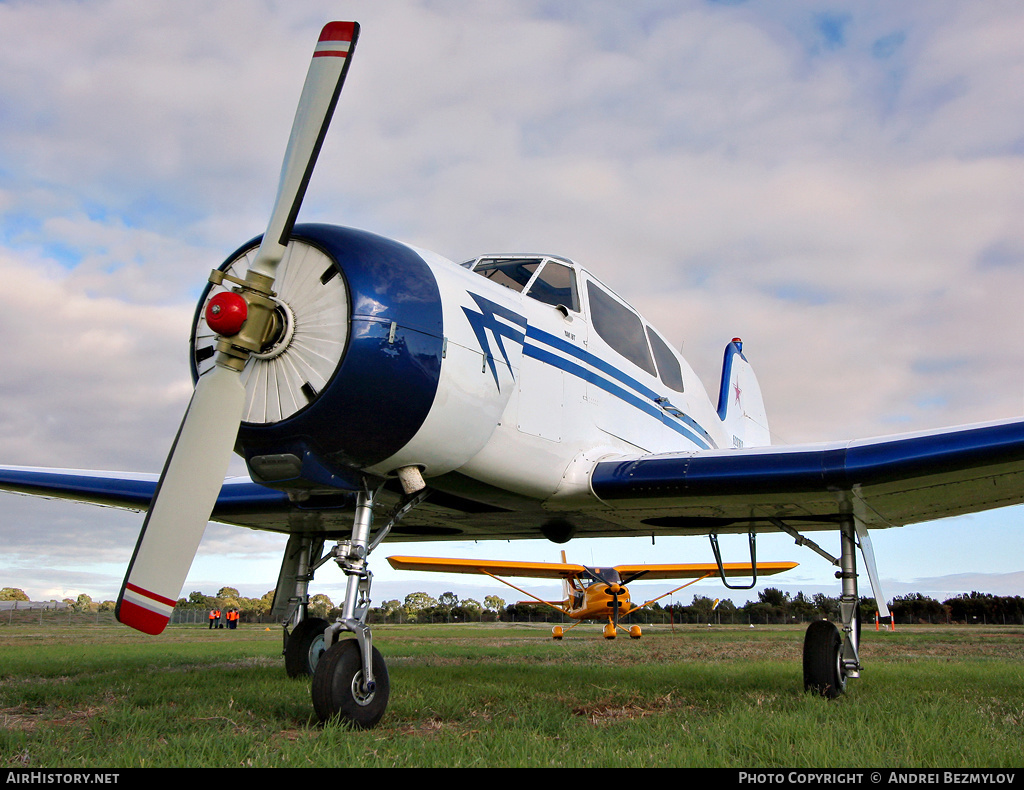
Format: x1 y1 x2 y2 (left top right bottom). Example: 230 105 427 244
1 620 1022 768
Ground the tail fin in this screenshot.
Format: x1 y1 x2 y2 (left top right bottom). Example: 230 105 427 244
717 338 770 449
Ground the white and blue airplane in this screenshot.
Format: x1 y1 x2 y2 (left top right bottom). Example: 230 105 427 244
3 21 1024 728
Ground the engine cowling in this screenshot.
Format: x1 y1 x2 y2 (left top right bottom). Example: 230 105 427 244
191 224 455 492
192 224 528 495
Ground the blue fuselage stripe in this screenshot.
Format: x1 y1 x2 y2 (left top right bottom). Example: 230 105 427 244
522 327 715 449
528 327 660 400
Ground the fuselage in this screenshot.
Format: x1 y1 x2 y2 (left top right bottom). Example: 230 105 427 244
564 575 634 621
190 224 735 514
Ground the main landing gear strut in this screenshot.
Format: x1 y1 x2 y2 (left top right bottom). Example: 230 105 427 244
281 536 329 679
784 514 884 698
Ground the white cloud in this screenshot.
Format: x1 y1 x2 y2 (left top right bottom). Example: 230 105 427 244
1 0 1023 601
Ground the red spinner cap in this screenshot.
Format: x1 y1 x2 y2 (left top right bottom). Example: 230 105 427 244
205 291 248 337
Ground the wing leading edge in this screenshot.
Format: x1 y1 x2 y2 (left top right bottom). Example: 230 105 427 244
588 417 1024 531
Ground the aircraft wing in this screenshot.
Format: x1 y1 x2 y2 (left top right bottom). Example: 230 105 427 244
387 555 588 579
587 418 1024 533
0 466 289 516
613 562 796 581
5 418 1024 543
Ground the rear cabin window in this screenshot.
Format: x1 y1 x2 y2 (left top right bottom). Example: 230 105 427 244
647 327 685 392
526 261 580 312
587 282 656 375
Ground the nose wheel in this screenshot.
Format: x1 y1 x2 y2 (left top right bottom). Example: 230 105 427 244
312 638 390 728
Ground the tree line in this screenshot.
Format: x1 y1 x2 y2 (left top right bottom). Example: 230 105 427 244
4 585 1023 625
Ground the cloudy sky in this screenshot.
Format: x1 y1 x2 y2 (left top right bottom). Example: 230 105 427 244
2 0 1023 609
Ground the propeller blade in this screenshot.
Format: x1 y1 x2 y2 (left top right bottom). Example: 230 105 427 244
115 21 360 635
250 20 360 281
116 366 246 634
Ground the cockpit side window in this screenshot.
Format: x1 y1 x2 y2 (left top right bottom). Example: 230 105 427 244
526 261 580 312
587 282 657 376
470 258 542 293
647 326 685 392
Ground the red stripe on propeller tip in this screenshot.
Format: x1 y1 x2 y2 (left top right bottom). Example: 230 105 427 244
318 21 355 44
314 22 355 58
118 599 171 635
125 582 177 609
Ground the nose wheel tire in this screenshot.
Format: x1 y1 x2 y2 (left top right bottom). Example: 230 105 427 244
284 617 329 678
802 620 846 698
312 638 390 728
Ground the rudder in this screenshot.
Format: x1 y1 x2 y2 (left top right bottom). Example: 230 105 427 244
717 338 770 449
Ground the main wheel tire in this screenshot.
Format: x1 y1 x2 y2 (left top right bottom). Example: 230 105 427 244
803 620 846 698
284 617 329 678
311 638 390 728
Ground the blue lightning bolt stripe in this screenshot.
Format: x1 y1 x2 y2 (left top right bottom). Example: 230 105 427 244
462 293 529 390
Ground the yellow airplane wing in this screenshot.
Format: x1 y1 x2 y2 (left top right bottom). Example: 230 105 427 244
388 556 796 582
387 555 587 579
614 561 797 581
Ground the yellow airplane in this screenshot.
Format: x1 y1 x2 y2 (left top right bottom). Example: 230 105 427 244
386 554 797 639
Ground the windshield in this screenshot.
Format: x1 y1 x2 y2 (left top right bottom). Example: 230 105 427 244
468 257 580 312
470 258 542 293
584 567 621 585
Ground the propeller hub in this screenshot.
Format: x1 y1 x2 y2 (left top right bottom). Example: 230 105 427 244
253 300 295 360
205 291 248 337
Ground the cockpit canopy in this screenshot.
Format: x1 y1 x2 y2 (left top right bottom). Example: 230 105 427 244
462 255 580 312
462 253 685 394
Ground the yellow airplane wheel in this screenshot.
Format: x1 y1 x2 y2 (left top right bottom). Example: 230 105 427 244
629 625 642 639
603 623 616 639
551 626 564 640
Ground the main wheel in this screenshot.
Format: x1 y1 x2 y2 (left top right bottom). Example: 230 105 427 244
284 617 329 678
803 620 846 698
312 638 390 728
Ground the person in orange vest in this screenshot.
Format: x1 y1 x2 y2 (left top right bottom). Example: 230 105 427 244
227 609 238 629
208 609 217 629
